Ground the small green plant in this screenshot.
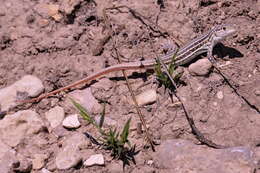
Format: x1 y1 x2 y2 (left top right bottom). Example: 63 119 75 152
154 50 183 90
70 98 137 166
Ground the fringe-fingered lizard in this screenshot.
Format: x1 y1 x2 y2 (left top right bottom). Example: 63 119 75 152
19 24 236 103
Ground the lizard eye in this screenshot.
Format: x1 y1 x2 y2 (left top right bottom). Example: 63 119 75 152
223 26 226 30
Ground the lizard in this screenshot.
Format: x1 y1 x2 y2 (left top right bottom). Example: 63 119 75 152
18 24 236 103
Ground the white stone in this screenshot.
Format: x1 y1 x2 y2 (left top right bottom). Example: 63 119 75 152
188 59 212 76
147 160 154 165
135 89 157 106
83 154 105 167
0 110 45 147
41 168 51 173
62 114 81 129
0 75 44 111
45 106 64 128
216 91 224 99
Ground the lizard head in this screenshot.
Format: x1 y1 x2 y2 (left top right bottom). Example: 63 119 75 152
213 24 236 43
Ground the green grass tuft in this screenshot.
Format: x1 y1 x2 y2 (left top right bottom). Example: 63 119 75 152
154 50 183 89
70 98 137 167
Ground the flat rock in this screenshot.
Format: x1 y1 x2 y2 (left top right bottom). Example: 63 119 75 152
83 154 104 167
0 75 44 112
0 110 45 147
70 88 102 113
155 139 256 173
135 89 157 106
188 58 212 76
45 106 65 129
55 133 88 170
62 114 81 129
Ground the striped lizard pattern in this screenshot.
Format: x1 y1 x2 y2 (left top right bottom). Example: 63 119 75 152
19 24 236 103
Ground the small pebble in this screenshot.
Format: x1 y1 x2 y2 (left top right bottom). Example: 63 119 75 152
255 90 260 96
216 91 224 100
41 168 51 173
147 160 154 165
83 154 104 167
47 4 62 21
62 114 81 129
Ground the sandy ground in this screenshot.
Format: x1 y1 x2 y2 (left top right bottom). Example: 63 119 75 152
0 0 259 172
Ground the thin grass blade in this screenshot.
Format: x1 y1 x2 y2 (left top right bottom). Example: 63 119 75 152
120 117 131 144
99 103 106 128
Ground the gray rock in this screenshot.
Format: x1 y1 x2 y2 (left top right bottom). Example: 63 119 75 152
0 110 45 147
155 139 256 173
83 154 104 167
45 106 65 129
0 75 44 111
62 114 81 129
188 59 212 76
55 133 88 170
